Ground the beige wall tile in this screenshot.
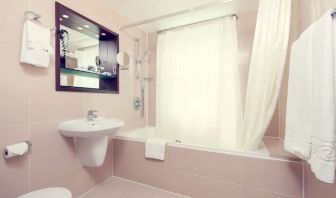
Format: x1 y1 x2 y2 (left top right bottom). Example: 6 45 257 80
55 167 96 197
0 46 30 87
0 161 29 198
241 157 303 197
30 121 74 156
114 139 304 198
115 159 242 198
265 115 280 137
241 187 300 198
0 87 29 126
30 89 83 123
0 3 28 48
30 148 82 190
178 147 243 184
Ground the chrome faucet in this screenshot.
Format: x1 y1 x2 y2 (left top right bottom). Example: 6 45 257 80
87 110 98 121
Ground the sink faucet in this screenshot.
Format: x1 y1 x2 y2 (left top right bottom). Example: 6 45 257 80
87 110 98 121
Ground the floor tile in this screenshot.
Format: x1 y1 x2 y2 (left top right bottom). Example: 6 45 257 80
79 177 189 198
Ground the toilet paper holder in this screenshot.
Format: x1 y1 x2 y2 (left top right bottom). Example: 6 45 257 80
3 140 32 159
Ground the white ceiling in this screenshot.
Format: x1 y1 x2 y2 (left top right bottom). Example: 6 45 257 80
104 0 259 32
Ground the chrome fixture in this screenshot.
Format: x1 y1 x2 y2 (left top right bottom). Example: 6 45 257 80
25 140 33 149
24 11 41 20
140 87 145 116
87 110 98 121
137 50 151 64
119 0 234 30
24 10 56 32
158 14 238 33
133 40 153 117
332 8 336 17
133 97 142 111
136 49 153 80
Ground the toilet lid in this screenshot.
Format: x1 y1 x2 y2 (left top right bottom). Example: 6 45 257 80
17 187 72 198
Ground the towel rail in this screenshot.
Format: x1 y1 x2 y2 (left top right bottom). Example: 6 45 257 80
332 8 336 17
24 11 56 32
24 11 41 20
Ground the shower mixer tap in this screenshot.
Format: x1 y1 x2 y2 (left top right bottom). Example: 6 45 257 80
133 97 142 112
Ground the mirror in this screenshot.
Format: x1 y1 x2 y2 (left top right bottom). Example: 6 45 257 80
117 52 130 69
55 2 119 93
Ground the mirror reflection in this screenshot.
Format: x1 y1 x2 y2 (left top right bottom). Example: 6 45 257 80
56 2 119 93
60 25 101 89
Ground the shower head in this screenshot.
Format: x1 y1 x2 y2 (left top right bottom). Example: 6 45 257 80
138 50 151 63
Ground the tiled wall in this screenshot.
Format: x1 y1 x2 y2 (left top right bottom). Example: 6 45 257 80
0 0 147 197
113 139 304 198
304 163 336 198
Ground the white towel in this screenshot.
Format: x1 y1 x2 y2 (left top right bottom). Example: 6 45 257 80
20 20 53 67
145 138 167 160
285 9 336 183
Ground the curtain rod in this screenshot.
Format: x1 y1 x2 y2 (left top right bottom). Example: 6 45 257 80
119 0 234 30
158 14 238 34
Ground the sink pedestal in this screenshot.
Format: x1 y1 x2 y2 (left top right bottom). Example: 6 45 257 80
74 136 108 167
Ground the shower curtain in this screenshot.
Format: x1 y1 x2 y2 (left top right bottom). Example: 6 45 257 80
156 17 242 148
238 0 292 150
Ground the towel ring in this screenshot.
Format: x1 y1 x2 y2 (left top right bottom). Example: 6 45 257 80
24 11 41 20
24 11 56 33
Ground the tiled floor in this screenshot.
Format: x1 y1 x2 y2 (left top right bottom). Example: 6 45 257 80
79 177 190 198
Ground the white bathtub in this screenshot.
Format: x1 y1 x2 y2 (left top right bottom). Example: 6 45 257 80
115 126 272 159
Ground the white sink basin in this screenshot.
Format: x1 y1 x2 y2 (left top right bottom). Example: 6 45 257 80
58 117 124 138
58 117 124 167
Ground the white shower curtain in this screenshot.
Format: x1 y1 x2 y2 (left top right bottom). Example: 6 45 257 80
156 17 242 148
238 0 292 150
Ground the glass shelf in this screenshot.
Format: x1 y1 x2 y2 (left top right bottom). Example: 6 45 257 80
60 68 116 79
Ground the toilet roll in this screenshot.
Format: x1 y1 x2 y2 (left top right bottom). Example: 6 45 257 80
3 142 29 159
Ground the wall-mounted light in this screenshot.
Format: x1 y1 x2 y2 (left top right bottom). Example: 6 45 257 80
101 33 106 36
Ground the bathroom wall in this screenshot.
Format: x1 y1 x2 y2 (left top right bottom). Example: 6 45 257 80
0 0 147 197
278 0 336 197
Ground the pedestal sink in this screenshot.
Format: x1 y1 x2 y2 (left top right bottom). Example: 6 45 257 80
58 117 124 167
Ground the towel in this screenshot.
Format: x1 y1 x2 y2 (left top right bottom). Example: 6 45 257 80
145 138 167 160
20 20 53 67
285 9 336 183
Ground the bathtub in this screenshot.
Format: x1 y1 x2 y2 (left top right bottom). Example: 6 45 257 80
115 126 271 159
113 126 303 197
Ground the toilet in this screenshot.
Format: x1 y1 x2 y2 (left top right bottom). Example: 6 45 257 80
17 187 71 198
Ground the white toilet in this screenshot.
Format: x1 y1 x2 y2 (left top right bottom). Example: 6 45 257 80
17 187 71 198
